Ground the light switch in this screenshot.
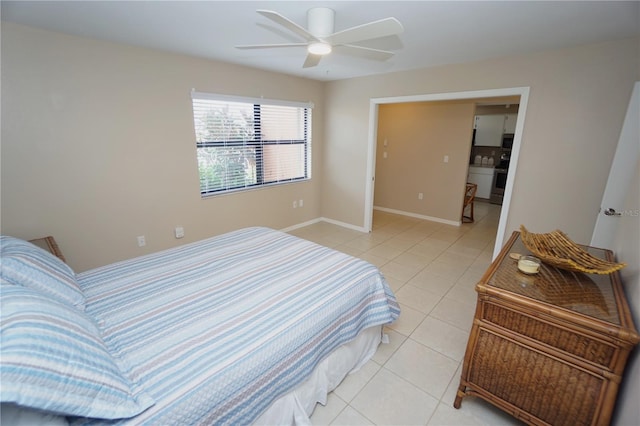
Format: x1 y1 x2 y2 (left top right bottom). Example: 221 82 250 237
383 152 388 159
444 155 449 163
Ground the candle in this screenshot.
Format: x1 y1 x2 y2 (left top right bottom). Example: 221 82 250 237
518 256 541 274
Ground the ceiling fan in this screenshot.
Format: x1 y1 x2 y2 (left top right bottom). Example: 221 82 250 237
236 8 404 68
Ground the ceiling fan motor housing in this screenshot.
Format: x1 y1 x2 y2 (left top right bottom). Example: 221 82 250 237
307 8 335 38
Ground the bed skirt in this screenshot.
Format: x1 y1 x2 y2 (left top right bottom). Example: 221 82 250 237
255 325 382 425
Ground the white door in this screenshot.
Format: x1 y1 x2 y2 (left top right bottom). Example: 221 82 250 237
591 82 639 248
591 83 639 426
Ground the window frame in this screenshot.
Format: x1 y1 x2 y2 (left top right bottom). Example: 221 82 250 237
191 91 313 197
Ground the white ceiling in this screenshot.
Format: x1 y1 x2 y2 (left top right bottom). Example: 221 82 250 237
2 1 638 82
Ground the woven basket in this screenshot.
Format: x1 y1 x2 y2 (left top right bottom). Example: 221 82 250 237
520 225 626 274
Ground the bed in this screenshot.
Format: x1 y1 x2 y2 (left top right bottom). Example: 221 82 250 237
0 227 400 425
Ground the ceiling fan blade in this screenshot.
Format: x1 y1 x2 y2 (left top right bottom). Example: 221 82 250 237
257 9 318 43
236 43 307 50
339 44 395 61
325 17 404 46
302 54 322 68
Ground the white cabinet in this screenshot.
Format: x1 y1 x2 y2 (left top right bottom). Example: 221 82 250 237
467 166 493 199
504 113 517 134
474 115 503 147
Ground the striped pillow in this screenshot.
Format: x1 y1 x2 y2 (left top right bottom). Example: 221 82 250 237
0 236 85 309
0 284 155 419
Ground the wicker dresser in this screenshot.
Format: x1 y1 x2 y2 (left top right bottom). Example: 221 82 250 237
454 231 639 425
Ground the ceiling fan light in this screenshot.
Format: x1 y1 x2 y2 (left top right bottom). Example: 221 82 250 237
308 42 332 55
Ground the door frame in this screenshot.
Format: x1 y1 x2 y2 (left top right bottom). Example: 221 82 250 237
365 87 530 258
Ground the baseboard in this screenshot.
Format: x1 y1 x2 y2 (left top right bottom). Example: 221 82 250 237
373 206 461 227
280 217 369 234
319 217 369 233
279 218 323 233
281 209 459 234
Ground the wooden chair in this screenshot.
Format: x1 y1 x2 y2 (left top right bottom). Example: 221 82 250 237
462 183 478 223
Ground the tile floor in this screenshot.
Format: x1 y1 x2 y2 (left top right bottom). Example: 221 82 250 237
288 201 524 426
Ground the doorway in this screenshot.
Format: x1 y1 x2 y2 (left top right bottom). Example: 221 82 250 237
365 87 530 258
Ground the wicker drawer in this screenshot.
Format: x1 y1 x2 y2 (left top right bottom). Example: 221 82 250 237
469 328 603 426
481 302 616 370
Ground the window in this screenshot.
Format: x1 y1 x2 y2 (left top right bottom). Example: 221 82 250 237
191 91 312 196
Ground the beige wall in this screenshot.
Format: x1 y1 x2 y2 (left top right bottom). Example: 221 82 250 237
322 37 640 247
375 101 475 222
1 23 637 265
0 22 325 271
475 104 519 115
319 41 639 423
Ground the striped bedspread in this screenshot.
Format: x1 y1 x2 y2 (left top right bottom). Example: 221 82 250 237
73 227 399 425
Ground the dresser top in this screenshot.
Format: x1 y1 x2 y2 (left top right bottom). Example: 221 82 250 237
485 232 622 325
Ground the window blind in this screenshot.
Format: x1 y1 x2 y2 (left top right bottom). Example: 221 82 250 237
191 92 312 196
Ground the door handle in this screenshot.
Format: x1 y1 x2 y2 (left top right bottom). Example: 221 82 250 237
604 208 622 216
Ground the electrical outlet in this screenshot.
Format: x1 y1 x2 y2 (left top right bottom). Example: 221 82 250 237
443 155 449 163
418 192 424 200
137 236 146 247
293 200 297 208
299 199 303 207
175 226 184 239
